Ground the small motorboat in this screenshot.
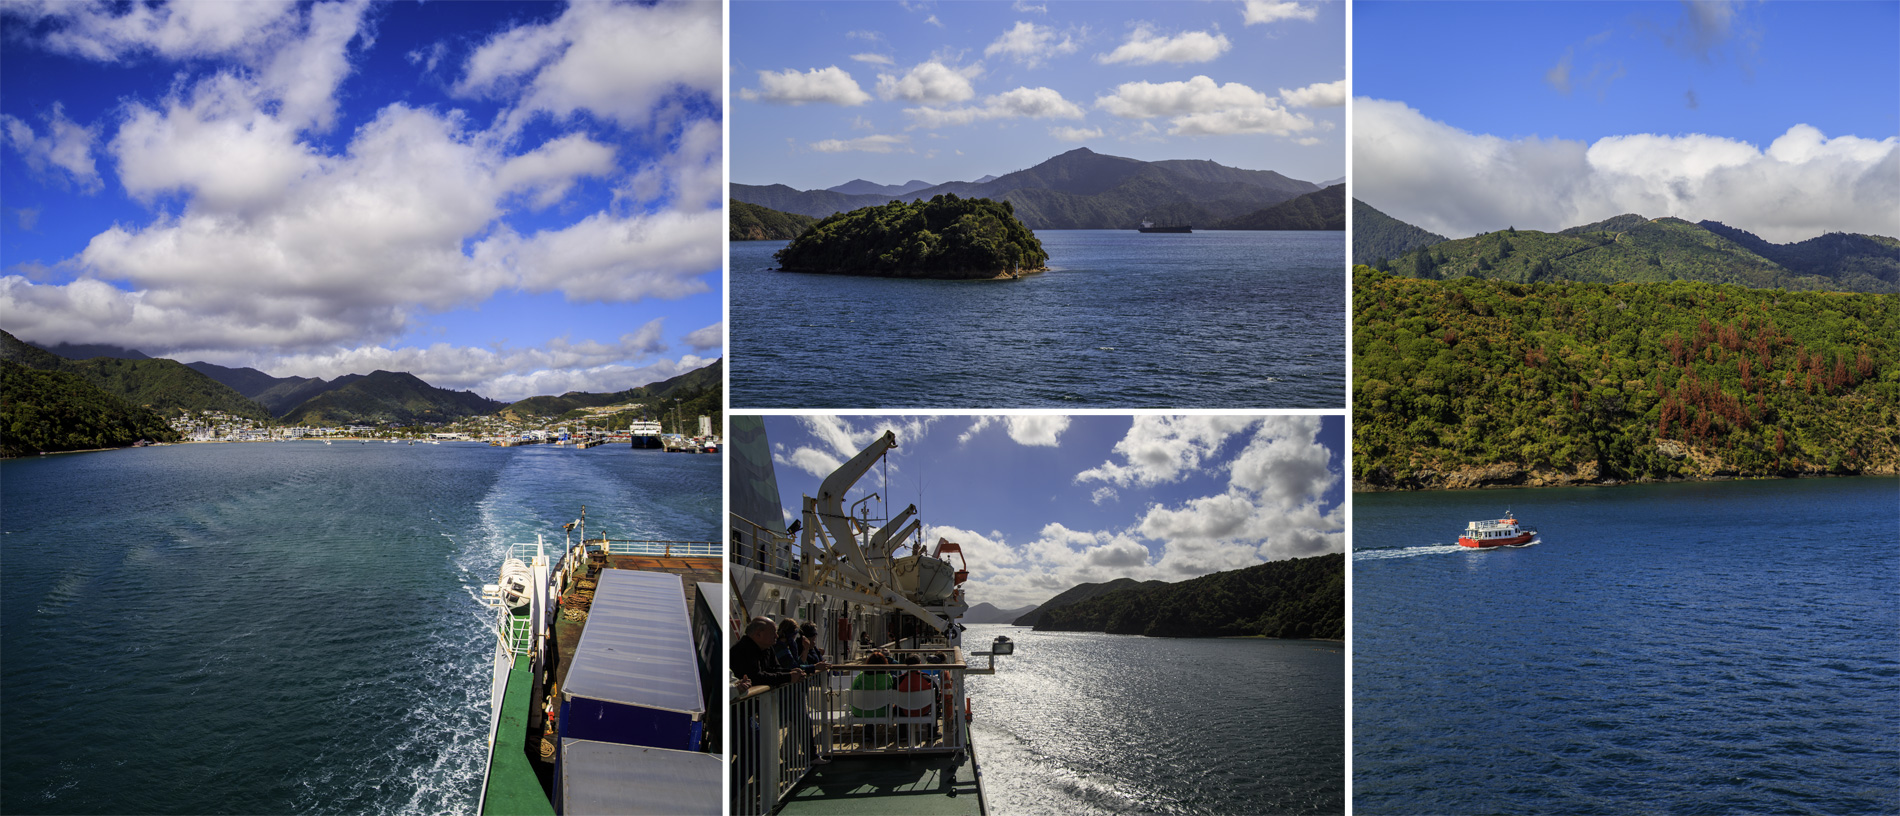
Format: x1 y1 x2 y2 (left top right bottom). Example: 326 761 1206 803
1457 511 1537 548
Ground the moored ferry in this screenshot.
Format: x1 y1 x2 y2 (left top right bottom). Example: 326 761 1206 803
1457 512 1537 548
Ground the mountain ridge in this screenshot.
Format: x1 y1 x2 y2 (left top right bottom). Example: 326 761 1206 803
734 147 1321 230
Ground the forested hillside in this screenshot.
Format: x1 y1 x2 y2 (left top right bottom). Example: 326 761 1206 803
2 330 269 420
1353 268 1900 489
1210 184 1344 230
1035 554 1343 639
1375 216 1898 294
2 362 180 456
1352 199 1447 266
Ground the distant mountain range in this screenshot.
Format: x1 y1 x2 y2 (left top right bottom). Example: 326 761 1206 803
1208 183 1343 231
7 330 721 429
960 602 1037 624
733 147 1322 231
730 199 817 241
1369 211 1899 293
825 178 935 197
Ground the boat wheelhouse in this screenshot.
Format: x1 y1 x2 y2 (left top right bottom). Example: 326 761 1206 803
1457 512 1537 548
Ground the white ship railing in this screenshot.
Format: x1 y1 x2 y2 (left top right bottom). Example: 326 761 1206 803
729 653 971 816
591 537 721 557
731 678 816 816
815 655 969 758
729 514 796 578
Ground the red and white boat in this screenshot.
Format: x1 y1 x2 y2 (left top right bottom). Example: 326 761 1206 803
1457 512 1537 548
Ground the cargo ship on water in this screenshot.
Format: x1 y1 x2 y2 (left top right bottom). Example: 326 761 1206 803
1137 220 1192 233
728 417 1010 816
475 509 723 815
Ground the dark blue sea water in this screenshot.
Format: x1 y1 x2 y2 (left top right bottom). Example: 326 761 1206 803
729 230 1345 408
964 624 1344 815
0 442 718 815
1353 477 1900 815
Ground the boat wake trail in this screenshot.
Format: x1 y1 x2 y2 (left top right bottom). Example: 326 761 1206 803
1353 544 1468 561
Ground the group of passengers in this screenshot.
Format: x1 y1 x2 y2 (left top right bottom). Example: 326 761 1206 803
730 616 953 747
731 616 830 690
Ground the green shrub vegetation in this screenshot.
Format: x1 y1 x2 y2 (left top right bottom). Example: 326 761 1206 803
1353 267 1900 489
2 362 180 456
1035 554 1342 639
775 194 1048 279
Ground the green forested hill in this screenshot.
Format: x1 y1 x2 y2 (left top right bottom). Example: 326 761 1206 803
1034 554 1343 639
776 195 1047 278
1010 577 1165 626
1353 268 1900 489
730 199 818 241
1378 215 1899 294
2 330 269 420
1210 184 1344 230
2 362 180 456
65 358 272 420
500 360 723 435
282 371 503 426
1352 199 1448 266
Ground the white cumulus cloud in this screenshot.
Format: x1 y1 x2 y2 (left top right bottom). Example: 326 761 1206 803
1280 79 1346 108
810 134 911 154
1097 24 1230 65
0 104 102 191
907 86 1084 129
1353 97 1900 241
455 0 720 133
985 21 1078 68
1243 1 1318 26
875 61 981 104
740 66 873 106
1097 76 1315 137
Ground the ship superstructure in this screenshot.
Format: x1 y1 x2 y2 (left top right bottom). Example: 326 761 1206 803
729 418 1002 816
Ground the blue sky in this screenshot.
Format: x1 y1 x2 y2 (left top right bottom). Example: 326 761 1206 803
1 1 721 401
756 414 1346 610
1353 0 1900 243
732 0 1345 190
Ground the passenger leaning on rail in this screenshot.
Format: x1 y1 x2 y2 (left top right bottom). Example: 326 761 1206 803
733 619 804 687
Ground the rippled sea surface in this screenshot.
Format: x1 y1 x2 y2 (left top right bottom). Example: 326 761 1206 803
962 624 1343 815
1353 477 1900 815
0 442 718 815
729 230 1345 408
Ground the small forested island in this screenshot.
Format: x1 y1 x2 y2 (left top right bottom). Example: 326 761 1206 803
1353 267 1900 490
774 194 1048 280
1033 554 1342 639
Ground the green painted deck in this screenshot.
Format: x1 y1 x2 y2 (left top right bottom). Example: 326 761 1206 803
776 753 984 816
480 653 554 816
